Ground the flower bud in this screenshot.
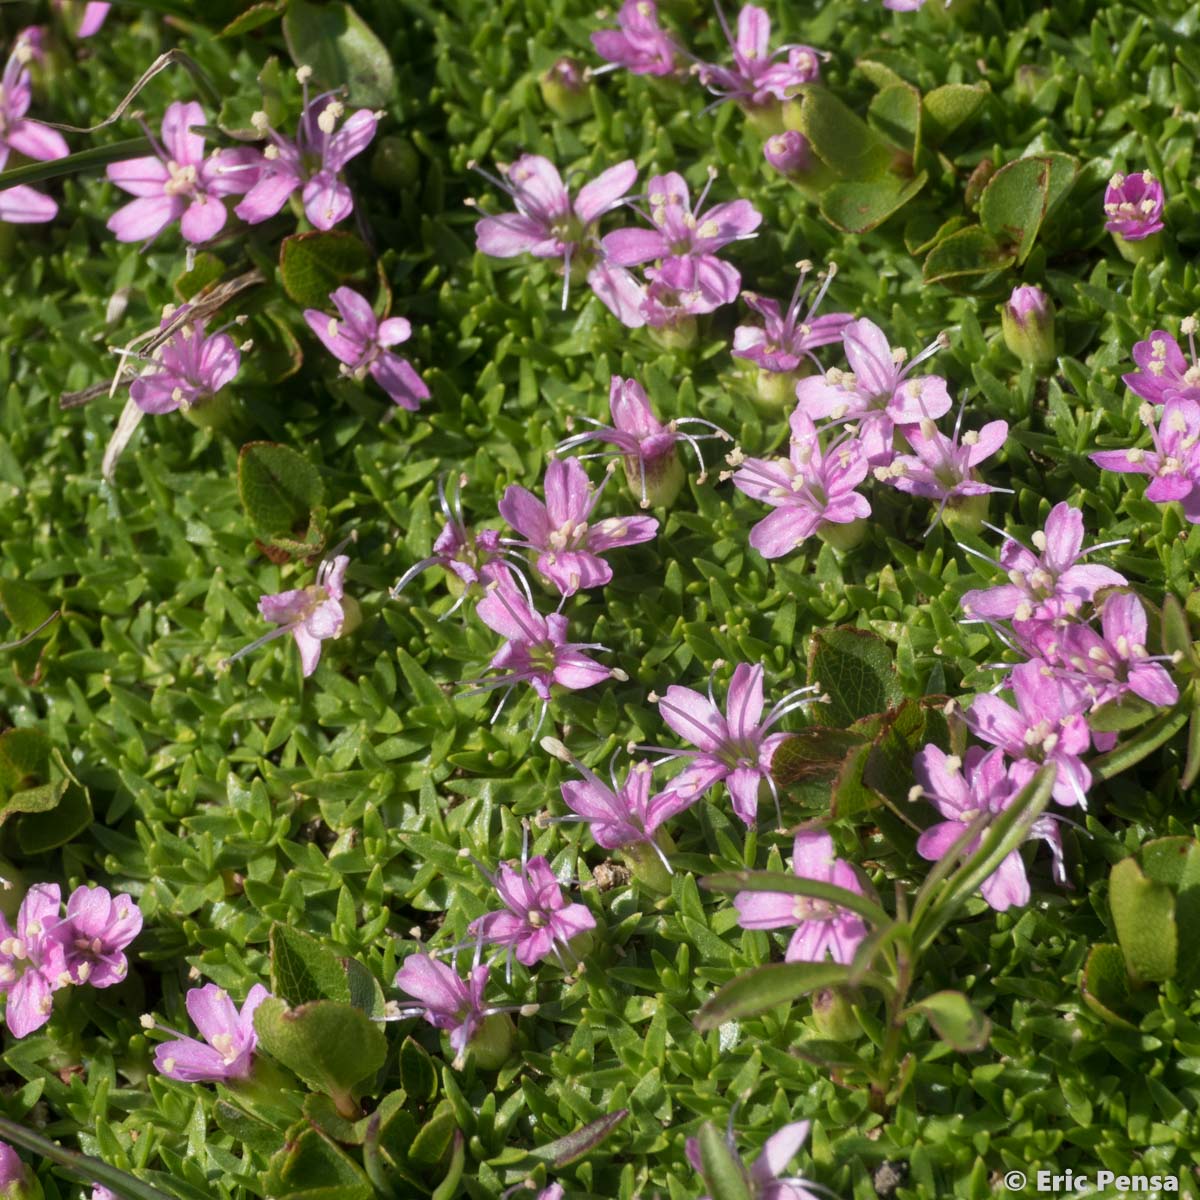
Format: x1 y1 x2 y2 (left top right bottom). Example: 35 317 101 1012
370 136 421 192
941 492 991 535
1001 284 1055 371
810 988 861 1041
763 131 812 178
539 57 592 123
623 448 685 508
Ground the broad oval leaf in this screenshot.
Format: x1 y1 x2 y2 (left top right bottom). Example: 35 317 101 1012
1110 857 1177 983
282 0 396 107
910 989 991 1052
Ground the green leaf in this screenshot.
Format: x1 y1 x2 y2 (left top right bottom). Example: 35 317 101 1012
1088 692 1157 732
16 769 92 854
807 627 906 726
238 442 327 542
1080 943 1137 1028
868 84 921 158
818 172 928 234
979 157 1052 264
431 1130 466 1200
0 138 153 190
791 87 896 180
696 1122 753 1200
398 1036 439 1103
0 729 49 794
409 1102 457 1166
1110 857 1177 983
524 1110 630 1167
695 962 889 1031
220 0 286 37
700 870 892 928
922 225 1015 284
270 924 354 1006
1161 594 1199 673
909 990 991 1052
282 0 396 107
279 231 373 309
1090 703 1191 781
921 84 987 145
263 1127 374 1200
253 998 387 1111
769 727 868 785
174 253 227 301
0 579 54 634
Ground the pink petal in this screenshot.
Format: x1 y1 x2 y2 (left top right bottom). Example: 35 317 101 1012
736 4 771 58
370 353 429 410
303 306 367 366
0 185 57 223
545 458 593 527
749 506 817 558
726 765 763 826
732 891 797 929
842 319 895 398
259 588 312 625
587 262 647 327
499 485 552 545
1041 502 1083 572
161 101 207 167
601 227 670 266
292 626 324 676
106 155 171 197
185 984 240 1043
586 514 658 552
235 169 301 223
574 160 638 226
658 685 727 752
476 212 555 258
325 110 378 172
725 663 765 740
107 194 184 242
754 1122 811 1184
302 173 354 230
7 119 68 162
377 317 412 347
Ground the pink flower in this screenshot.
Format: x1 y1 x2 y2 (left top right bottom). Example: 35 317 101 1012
959 502 1128 625
128 314 241 415
78 3 112 36
762 131 813 178
393 955 490 1065
0 1140 29 1192
106 102 260 243
1104 170 1164 241
1119 323 1200 406
696 5 822 113
0 27 69 225
733 831 869 964
51 885 142 988
794 318 950 466
649 662 820 825
732 262 853 374
601 168 761 311
913 745 1064 911
588 257 731 329
687 1120 821 1200
473 155 637 307
469 573 618 730
1092 396 1200 522
544 740 697 865
303 287 428 411
469 856 595 967
223 555 351 678
731 410 871 558
555 375 728 506
591 0 682 76
235 94 378 231
151 983 270 1083
962 660 1093 808
0 883 67 1038
1034 592 1180 712
499 457 658 596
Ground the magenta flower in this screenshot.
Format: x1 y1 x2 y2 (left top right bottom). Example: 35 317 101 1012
732 262 853 375
303 286 429 411
794 318 950 466
875 414 1009 529
649 662 820 826
391 476 506 613
151 983 270 1083
1103 170 1164 241
223 554 351 678
0 883 66 1038
591 0 682 76
469 856 595 967
128 315 241 415
588 256 731 329
913 745 1064 911
544 740 697 868
762 131 813 178
1035 592 1179 712
473 155 637 308
499 457 658 596
731 410 871 558
962 659 1093 808
1005 285 1051 328
51 885 142 988
696 5 822 114
959 501 1128 625
1001 285 1056 370
0 28 69 225
733 831 869 964
601 169 761 310
0 1141 28 1194
555 375 728 506
235 93 378 231
1119 323 1200 406
686 1120 821 1200
469 573 618 730
393 954 490 1066
1092 396 1200 522
106 101 260 244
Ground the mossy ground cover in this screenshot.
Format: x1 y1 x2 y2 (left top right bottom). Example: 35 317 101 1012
1 0 1200 1197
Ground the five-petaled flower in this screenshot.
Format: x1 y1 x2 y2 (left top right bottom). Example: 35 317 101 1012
499 457 658 596
1103 170 1164 241
591 0 682 76
51 884 143 988
393 954 490 1067
150 983 271 1083
129 312 241 415
731 410 872 558
469 856 595 967
236 90 378 231
0 883 65 1038
733 831 869 964
304 286 429 411
106 101 259 244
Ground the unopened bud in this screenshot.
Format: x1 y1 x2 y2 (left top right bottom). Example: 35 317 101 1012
539 57 591 123
1001 284 1055 372
763 130 813 179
